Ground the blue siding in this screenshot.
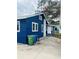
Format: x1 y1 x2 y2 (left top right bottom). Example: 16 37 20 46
17 15 44 44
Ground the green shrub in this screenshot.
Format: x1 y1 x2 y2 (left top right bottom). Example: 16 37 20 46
53 32 61 39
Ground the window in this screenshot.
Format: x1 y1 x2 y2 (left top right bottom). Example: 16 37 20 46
36 24 38 30
41 24 44 32
55 27 57 31
33 23 35 30
17 21 20 32
39 15 42 20
32 22 38 32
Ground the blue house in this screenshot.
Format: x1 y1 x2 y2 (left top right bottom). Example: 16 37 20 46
17 13 48 44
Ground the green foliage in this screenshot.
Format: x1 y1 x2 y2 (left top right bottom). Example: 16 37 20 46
38 0 60 25
53 32 61 39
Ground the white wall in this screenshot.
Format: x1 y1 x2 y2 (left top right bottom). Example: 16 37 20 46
47 26 52 34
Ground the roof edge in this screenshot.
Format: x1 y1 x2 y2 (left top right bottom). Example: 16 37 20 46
17 13 43 19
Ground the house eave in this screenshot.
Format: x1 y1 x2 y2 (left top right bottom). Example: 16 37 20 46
17 13 43 19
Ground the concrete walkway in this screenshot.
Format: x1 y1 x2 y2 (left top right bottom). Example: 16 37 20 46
17 37 61 59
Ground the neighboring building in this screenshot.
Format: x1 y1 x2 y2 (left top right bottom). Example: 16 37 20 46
47 26 52 35
46 24 61 36
17 13 48 44
51 25 61 33
47 16 61 35
51 16 61 34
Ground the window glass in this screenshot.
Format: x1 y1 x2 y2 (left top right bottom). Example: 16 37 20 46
55 28 57 31
17 21 20 32
39 15 42 20
32 22 38 32
17 24 19 30
33 23 35 30
41 24 43 32
36 24 38 30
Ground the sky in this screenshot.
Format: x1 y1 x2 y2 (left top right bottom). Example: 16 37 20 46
17 0 60 17
17 0 39 17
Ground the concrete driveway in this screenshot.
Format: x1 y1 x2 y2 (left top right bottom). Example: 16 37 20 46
17 37 61 59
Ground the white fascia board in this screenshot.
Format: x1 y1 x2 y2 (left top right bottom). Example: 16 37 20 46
17 13 43 19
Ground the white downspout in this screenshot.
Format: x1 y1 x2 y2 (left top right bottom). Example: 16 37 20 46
43 19 46 37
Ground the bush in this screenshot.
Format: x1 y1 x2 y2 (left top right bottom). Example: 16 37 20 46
53 32 61 39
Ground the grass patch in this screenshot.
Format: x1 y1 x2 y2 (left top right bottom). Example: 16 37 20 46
53 32 61 39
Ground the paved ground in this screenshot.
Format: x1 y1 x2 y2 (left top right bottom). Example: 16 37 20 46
17 37 61 59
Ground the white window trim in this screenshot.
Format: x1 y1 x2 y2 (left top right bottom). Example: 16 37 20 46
17 21 20 32
32 22 38 32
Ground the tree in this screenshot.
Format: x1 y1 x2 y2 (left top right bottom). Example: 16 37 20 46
38 0 60 25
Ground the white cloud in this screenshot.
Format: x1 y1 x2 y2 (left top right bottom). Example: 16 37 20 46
17 0 38 17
